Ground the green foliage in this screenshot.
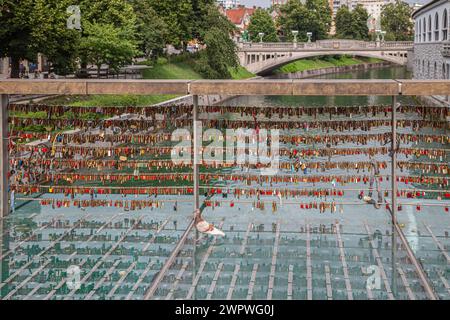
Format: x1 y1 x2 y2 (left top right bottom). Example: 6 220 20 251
275 55 378 74
200 27 239 79
79 22 140 75
44 94 177 107
143 59 203 79
0 0 240 79
194 1 237 41
79 0 136 30
278 0 332 41
0 0 80 77
336 5 369 40
146 0 194 49
248 9 279 42
130 0 168 60
229 66 255 80
381 0 414 41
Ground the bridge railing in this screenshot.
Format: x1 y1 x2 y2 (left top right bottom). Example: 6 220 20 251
240 40 414 51
0 79 448 301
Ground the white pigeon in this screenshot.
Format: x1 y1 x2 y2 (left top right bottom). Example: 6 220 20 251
196 220 225 237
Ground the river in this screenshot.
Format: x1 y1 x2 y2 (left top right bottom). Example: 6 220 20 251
226 65 414 106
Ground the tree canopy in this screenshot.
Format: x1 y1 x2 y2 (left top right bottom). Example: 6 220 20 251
277 0 332 42
0 0 240 79
248 8 278 42
79 22 140 77
335 5 369 40
381 0 414 41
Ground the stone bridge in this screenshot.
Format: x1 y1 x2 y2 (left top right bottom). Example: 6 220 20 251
238 40 414 75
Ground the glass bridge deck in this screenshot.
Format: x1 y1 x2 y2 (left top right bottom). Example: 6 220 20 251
1 193 449 300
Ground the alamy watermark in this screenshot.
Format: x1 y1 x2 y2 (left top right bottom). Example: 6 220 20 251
171 122 280 176
364 265 381 290
66 265 81 290
66 5 81 30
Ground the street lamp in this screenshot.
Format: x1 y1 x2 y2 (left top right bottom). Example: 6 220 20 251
258 32 265 43
306 32 312 43
375 29 381 42
292 30 299 48
292 30 299 43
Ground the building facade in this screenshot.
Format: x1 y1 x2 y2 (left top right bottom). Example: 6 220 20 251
224 6 256 42
412 0 450 80
272 0 289 5
218 0 240 9
349 0 394 23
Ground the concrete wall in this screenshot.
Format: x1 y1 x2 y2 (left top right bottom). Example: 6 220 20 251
413 43 450 79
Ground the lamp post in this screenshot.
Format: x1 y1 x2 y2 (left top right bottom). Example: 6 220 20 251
375 29 381 47
306 32 312 43
258 32 265 43
292 30 299 48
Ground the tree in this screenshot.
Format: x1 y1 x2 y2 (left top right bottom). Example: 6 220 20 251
335 5 353 39
130 0 169 60
336 5 369 40
248 8 278 42
79 22 140 77
381 0 414 41
0 0 79 78
352 5 370 40
278 0 331 41
147 0 194 49
78 0 137 74
199 27 239 79
199 3 237 41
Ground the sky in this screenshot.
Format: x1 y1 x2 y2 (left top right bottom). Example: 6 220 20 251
238 0 429 8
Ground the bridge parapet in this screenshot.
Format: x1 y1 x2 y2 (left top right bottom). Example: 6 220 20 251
240 40 413 52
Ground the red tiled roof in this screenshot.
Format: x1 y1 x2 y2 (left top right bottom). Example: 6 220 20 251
225 7 255 25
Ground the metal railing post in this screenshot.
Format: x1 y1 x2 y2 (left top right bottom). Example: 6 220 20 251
391 95 398 297
0 94 9 219
192 94 200 300
193 95 200 211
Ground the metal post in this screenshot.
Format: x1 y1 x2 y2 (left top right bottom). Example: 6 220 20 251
192 95 200 300
0 94 9 219
193 95 200 211
391 95 398 297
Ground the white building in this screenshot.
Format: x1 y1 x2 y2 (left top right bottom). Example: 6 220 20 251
350 0 394 23
217 0 240 9
412 0 450 80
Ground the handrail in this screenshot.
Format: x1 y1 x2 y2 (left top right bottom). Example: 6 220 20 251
240 41 413 51
1 79 450 96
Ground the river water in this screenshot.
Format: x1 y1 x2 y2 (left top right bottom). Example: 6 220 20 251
227 65 413 107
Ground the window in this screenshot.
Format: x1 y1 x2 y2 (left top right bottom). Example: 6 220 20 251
428 15 432 41
419 19 422 42
423 17 427 41
443 9 448 41
435 12 440 41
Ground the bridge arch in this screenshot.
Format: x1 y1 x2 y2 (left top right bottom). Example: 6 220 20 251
238 40 413 75
248 51 408 75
